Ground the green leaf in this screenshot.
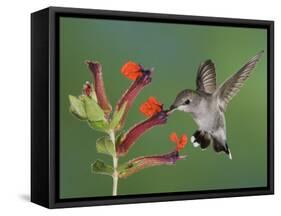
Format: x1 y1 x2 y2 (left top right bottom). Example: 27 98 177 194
110 102 127 129
83 96 105 122
117 161 134 173
88 120 110 132
69 95 87 120
96 136 115 156
116 131 126 146
91 160 113 176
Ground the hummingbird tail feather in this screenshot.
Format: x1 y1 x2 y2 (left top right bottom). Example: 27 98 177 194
212 137 232 159
228 149 233 160
192 130 233 159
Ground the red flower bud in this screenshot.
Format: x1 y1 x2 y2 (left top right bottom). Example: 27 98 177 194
83 81 92 97
86 61 112 115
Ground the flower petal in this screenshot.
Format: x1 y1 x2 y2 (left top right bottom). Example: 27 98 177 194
148 96 161 106
170 132 188 151
169 132 179 144
139 96 163 117
121 61 142 80
177 134 188 151
180 134 188 146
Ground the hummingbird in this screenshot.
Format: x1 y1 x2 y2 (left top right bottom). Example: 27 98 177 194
169 51 264 159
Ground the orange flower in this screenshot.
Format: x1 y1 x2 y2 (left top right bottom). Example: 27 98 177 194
139 96 163 117
170 132 188 151
121 61 143 80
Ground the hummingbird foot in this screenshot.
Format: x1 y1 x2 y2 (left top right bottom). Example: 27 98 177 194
191 130 211 150
191 136 200 148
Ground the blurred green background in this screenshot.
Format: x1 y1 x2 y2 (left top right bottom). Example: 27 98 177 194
59 17 267 198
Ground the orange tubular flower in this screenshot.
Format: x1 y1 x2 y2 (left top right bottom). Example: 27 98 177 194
121 61 143 80
118 151 185 179
116 111 168 156
170 132 188 151
139 97 163 117
115 63 153 128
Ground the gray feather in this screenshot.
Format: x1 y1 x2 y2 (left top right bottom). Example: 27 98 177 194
196 60 216 94
216 51 264 111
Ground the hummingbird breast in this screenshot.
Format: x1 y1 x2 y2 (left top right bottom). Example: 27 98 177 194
192 97 225 132
193 112 218 131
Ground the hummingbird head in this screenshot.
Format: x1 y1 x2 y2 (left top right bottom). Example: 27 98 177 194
169 89 200 113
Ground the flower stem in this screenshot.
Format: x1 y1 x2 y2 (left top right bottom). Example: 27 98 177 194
112 156 118 196
109 130 118 196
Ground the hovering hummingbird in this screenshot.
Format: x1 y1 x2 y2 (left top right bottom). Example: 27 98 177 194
169 51 264 159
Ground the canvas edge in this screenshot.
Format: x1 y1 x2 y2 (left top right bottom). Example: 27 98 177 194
30 6 274 209
31 8 51 208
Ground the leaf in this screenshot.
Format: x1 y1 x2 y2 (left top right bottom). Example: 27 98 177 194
88 120 110 133
91 160 113 176
110 102 127 129
96 136 115 156
115 131 126 146
83 96 105 121
117 161 135 173
69 95 87 120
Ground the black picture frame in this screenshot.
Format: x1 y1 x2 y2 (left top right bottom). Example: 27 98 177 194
31 6 274 208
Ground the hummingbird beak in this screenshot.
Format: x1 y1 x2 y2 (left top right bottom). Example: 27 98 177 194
170 105 176 110
167 105 177 115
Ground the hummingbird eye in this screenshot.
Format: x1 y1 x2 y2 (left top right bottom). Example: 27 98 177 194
184 99 190 105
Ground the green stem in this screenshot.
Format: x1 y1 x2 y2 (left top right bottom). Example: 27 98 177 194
109 130 118 196
112 156 118 196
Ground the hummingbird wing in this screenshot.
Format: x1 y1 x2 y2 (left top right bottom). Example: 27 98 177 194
216 51 264 111
196 60 217 94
